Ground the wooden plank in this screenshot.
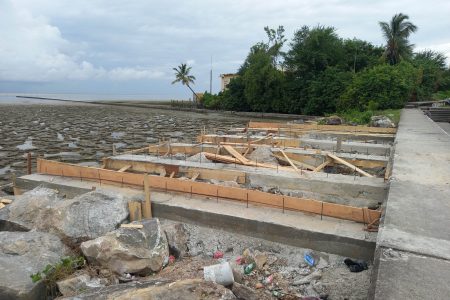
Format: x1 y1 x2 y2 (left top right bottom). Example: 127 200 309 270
105 158 246 184
326 153 373 177
223 145 249 164
279 149 299 172
248 121 397 134
121 224 143 229
0 199 13 204
313 159 332 172
128 201 142 222
37 159 381 224
275 152 315 171
0 203 5 210
118 165 131 172
142 174 152 219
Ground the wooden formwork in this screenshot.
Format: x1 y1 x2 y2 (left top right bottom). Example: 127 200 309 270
37 158 381 224
248 121 397 134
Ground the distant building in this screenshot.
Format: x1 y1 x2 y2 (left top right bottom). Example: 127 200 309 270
193 92 204 103
220 73 238 91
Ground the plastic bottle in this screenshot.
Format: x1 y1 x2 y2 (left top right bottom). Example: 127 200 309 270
244 263 255 274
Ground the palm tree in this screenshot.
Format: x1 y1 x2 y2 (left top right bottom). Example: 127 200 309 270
172 63 198 101
379 13 417 65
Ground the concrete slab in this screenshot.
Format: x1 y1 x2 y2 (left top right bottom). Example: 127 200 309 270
16 173 376 260
370 109 450 299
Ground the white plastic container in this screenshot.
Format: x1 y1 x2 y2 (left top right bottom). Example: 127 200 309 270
203 262 235 286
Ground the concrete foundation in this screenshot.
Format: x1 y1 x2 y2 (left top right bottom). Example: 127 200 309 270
108 154 387 207
15 174 376 260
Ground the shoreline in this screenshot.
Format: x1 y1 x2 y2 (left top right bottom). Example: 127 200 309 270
10 96 318 121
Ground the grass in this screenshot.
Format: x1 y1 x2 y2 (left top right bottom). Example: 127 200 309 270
432 90 450 100
336 109 401 125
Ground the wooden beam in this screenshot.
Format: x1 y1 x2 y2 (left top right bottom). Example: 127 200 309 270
128 201 142 222
248 121 397 134
272 154 315 171
36 158 381 224
326 153 373 177
104 157 246 184
223 145 249 164
118 165 131 172
313 159 332 172
121 224 143 229
279 149 299 172
203 152 295 172
0 199 12 204
142 174 152 219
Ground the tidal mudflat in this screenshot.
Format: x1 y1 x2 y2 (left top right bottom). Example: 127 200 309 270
0 103 247 186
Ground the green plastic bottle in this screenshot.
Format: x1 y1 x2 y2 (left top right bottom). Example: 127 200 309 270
244 263 255 274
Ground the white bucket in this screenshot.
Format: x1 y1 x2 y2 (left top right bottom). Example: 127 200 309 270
203 262 235 286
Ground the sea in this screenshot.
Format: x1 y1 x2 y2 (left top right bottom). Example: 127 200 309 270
0 93 168 104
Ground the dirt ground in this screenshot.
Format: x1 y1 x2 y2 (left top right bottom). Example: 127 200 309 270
0 103 248 186
153 219 372 300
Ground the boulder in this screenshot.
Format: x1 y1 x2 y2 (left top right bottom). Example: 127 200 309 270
162 222 189 258
2 187 128 242
61 279 236 300
0 231 71 300
370 115 395 128
4 186 61 229
318 116 342 125
81 218 169 275
57 272 107 297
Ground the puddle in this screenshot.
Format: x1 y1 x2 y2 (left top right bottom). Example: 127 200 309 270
0 165 14 175
16 140 36 151
111 132 126 139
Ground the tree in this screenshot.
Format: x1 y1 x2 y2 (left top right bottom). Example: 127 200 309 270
412 50 448 100
172 63 197 101
379 13 417 65
343 39 384 73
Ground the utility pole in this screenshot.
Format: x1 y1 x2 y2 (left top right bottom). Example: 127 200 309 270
210 56 212 94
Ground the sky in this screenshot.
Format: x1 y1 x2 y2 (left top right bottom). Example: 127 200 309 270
1 0 449 99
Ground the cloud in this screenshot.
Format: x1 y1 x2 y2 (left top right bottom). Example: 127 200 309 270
0 1 166 82
1 0 449 96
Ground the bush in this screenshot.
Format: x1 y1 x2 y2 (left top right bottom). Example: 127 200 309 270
339 62 417 111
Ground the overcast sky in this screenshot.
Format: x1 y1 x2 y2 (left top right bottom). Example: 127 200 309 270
1 0 449 99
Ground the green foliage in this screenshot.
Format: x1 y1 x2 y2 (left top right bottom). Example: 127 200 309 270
433 90 450 100
379 13 417 65
30 256 86 296
412 50 448 100
210 15 448 116
304 67 352 115
339 62 418 111
172 63 197 101
339 109 374 125
338 108 400 125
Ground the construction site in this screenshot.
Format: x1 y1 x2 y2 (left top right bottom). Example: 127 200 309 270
0 108 449 299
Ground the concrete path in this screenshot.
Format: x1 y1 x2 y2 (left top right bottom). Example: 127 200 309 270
370 109 450 299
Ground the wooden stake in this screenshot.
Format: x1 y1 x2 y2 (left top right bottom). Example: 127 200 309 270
142 174 152 219
27 152 32 175
128 201 142 221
